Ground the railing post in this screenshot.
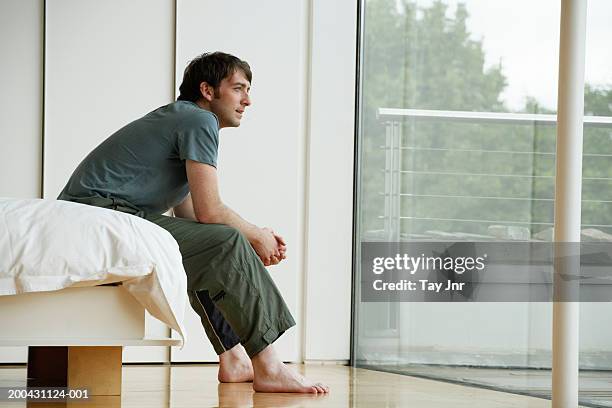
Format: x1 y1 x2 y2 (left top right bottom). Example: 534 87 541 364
383 120 393 240
392 121 401 241
383 120 402 241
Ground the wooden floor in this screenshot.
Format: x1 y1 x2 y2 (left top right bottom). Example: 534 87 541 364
0 363 566 407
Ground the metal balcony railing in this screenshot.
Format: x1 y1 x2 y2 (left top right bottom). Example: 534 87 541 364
376 108 612 241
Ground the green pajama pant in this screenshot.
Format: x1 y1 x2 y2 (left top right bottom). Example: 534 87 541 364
63 196 296 358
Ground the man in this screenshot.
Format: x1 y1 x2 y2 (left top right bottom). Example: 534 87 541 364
58 52 329 394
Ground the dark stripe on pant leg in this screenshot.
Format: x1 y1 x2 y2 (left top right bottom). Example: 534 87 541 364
195 290 241 351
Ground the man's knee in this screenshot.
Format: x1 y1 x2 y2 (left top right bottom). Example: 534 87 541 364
215 225 259 261
207 224 253 254
217 224 249 243
211 223 242 241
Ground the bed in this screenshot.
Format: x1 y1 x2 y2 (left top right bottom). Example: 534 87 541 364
0 198 189 395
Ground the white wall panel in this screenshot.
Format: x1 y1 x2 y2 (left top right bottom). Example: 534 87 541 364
0 0 42 199
44 0 175 199
44 0 175 362
305 0 356 360
173 0 309 362
0 0 43 364
170 302 217 362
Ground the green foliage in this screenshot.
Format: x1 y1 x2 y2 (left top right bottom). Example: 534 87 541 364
359 0 612 239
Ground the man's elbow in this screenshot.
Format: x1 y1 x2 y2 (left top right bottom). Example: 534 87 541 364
173 206 195 221
195 214 219 224
194 206 225 224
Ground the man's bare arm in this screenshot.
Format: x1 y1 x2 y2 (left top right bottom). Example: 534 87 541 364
173 191 287 263
183 160 259 240
176 159 282 265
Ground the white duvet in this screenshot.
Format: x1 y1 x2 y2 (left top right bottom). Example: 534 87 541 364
0 198 187 343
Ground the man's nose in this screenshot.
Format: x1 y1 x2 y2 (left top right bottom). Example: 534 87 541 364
242 94 251 106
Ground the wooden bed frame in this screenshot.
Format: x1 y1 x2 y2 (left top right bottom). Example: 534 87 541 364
0 286 180 395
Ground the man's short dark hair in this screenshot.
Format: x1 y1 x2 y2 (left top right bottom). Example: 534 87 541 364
177 52 252 102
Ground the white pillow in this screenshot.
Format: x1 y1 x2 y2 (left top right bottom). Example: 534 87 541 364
0 198 187 341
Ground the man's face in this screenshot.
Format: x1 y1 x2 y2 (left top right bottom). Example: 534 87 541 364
209 70 251 128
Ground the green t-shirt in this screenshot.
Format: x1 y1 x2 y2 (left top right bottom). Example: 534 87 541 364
58 100 219 214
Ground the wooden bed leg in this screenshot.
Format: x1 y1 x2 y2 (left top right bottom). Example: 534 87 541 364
68 346 123 395
27 346 123 395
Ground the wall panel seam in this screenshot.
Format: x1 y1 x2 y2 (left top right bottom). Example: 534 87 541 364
40 0 46 199
300 0 314 363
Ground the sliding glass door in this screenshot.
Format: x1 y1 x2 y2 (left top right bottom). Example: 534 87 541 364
353 1 612 406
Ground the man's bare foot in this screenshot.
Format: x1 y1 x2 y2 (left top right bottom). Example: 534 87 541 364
253 363 329 394
218 344 254 383
251 345 329 394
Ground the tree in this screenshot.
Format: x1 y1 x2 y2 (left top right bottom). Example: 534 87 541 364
359 0 612 239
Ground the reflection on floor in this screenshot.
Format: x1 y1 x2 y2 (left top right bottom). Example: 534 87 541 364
0 363 584 407
364 364 612 408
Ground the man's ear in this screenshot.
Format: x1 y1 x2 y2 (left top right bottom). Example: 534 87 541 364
199 82 215 102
